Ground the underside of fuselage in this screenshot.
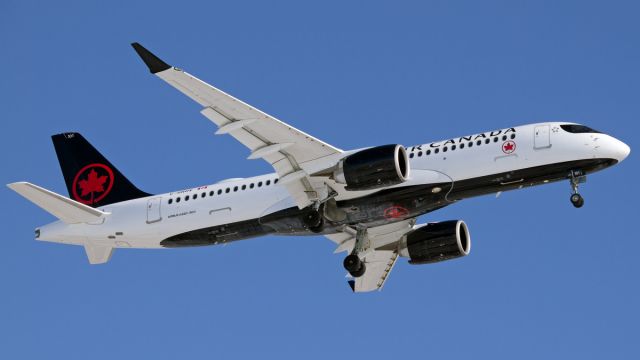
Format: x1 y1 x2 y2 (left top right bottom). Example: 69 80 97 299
160 157 617 247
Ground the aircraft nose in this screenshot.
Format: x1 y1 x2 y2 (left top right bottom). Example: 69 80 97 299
613 138 630 162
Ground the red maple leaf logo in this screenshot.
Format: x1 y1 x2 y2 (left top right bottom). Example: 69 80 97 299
384 206 409 219
502 141 516 154
78 169 108 197
71 163 114 205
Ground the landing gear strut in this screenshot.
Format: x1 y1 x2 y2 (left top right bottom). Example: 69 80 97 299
343 227 370 278
569 170 586 208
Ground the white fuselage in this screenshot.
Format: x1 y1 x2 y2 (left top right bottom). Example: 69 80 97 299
36 122 630 249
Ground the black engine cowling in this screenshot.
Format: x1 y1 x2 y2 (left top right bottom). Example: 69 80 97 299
333 144 410 191
398 220 471 264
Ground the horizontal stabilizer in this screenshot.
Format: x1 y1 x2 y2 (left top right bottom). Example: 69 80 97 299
7 182 109 224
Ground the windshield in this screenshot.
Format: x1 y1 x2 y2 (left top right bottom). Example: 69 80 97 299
560 124 601 134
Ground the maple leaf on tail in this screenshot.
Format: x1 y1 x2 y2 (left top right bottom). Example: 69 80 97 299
78 169 108 197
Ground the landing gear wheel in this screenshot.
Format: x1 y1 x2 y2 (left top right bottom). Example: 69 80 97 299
303 210 323 231
343 254 366 278
308 217 324 233
570 193 584 208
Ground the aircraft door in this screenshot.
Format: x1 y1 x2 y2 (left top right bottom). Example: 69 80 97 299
146 197 162 224
534 125 551 149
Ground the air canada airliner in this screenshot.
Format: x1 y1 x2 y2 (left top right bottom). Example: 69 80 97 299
8 43 631 292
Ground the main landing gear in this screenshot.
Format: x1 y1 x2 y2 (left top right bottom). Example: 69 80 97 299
302 186 341 233
343 227 370 278
569 170 586 208
302 209 323 233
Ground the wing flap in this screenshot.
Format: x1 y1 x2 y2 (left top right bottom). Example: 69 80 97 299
349 250 399 292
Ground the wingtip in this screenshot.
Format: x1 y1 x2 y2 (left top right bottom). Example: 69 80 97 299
131 42 172 74
7 181 27 189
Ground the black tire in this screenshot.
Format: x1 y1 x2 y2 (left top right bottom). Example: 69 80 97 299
303 210 322 229
309 217 324 233
350 262 366 278
570 194 584 208
343 254 366 277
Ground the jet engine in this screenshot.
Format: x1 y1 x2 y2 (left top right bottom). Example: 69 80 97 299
398 220 471 264
333 144 410 191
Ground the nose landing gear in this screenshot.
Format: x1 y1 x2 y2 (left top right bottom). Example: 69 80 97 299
570 193 584 208
569 170 586 208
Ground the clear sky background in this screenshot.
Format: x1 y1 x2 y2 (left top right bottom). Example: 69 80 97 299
1 1 638 358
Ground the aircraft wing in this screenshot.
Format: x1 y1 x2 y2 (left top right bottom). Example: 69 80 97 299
131 43 343 209
326 219 416 292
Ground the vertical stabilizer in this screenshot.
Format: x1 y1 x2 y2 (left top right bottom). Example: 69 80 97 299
52 132 150 207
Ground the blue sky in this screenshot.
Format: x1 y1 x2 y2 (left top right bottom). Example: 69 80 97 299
1 0 638 358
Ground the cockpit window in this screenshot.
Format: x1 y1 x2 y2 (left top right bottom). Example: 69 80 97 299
560 124 601 134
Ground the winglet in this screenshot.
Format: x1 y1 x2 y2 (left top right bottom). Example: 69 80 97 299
131 42 172 74
347 280 355 292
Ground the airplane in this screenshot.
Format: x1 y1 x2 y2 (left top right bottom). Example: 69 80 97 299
7 43 631 292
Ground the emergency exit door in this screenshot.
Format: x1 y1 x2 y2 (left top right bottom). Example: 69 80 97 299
146 197 162 224
534 125 551 149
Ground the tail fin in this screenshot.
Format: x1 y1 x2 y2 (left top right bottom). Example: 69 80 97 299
52 132 150 207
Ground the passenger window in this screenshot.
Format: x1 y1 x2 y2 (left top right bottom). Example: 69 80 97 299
502 135 507 141
266 180 271 186
225 188 230 193
476 140 482 146
192 194 197 200
242 184 246 190
176 197 181 203
209 191 214 196
218 189 222 195
258 181 263 187
460 143 465 149
410 153 414 158
510 134 516 139
168 199 173 204
274 179 278 184
493 137 498 143
201 192 206 198
418 151 422 157
468 142 473 147
443 146 448 152
485 139 490 144
452 145 456 150
185 196 189 201
434 148 439 154
233 186 238 192
426 149 431 155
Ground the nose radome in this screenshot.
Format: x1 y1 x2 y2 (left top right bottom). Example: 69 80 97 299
615 139 630 162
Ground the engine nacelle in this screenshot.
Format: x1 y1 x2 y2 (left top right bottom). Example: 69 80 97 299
333 144 410 191
398 220 471 264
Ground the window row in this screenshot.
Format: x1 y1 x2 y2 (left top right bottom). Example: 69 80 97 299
167 178 279 205
409 133 516 158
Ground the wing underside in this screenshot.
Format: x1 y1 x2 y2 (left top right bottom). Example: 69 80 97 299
326 219 415 292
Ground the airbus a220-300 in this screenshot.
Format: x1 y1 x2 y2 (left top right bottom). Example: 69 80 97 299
9 43 631 292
